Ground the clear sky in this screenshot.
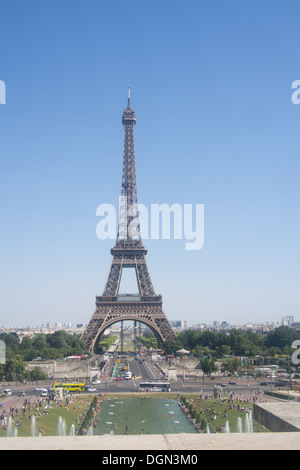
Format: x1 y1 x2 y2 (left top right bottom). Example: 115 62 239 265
0 0 299 327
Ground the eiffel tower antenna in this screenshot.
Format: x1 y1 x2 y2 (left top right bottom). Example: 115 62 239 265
128 86 131 108
82 90 175 354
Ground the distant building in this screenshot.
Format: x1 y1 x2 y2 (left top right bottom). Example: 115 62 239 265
282 316 294 326
170 321 187 330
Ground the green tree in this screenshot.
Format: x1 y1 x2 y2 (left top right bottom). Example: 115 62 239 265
265 326 300 351
164 337 183 355
216 345 232 357
29 366 48 381
4 356 27 382
200 357 218 377
222 357 241 375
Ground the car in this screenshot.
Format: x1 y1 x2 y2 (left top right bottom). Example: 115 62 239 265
3 389 12 396
40 389 48 397
229 381 236 385
87 387 97 392
91 380 101 385
19 391 26 397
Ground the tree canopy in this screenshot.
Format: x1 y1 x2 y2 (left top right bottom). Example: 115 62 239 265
164 326 300 363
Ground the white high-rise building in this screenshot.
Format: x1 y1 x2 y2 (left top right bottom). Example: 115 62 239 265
282 316 294 326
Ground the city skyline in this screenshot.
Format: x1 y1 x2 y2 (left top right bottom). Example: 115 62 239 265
1 1 300 328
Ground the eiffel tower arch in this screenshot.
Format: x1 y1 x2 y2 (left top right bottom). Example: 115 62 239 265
82 89 175 354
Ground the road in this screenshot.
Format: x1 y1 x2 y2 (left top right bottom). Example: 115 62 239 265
1 355 286 401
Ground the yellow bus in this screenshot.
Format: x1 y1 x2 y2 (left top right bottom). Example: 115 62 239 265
53 382 86 392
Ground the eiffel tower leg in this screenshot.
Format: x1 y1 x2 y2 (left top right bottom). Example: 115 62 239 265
135 257 155 296
102 259 123 297
121 320 124 354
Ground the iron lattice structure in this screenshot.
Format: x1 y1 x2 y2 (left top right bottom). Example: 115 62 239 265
82 90 175 353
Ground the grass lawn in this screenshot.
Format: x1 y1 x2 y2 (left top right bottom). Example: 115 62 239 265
0 395 93 437
178 394 268 433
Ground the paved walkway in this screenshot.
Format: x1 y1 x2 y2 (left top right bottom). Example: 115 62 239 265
1 432 300 450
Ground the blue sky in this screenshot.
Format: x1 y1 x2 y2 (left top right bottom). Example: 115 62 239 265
0 0 300 327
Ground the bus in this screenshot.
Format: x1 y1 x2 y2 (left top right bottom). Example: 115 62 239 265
53 382 86 392
138 382 171 392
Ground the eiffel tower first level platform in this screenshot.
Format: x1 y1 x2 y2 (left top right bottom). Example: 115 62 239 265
81 90 175 353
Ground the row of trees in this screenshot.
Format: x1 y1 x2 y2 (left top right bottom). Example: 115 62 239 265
0 357 49 382
138 332 159 350
97 335 117 353
0 330 85 362
0 330 86 383
164 326 300 362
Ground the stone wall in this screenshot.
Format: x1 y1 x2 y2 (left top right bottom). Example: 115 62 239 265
253 403 300 433
26 359 92 380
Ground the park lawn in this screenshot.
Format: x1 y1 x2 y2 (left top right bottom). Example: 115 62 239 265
182 395 268 433
0 395 93 437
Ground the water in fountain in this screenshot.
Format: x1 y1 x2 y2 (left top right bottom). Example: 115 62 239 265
224 421 230 433
69 424 76 436
237 416 243 433
7 417 13 437
249 410 254 433
58 417 67 436
7 417 18 437
31 415 38 437
245 411 253 433
206 424 211 434
87 426 94 436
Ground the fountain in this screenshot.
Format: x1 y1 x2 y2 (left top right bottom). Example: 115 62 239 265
58 416 67 436
237 416 243 433
6 417 18 437
245 411 253 433
87 426 94 436
69 424 76 436
31 415 38 437
206 424 211 434
95 397 197 435
6 417 13 437
249 410 254 433
224 421 230 433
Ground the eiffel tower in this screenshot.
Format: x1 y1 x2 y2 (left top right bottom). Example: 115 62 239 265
82 89 175 353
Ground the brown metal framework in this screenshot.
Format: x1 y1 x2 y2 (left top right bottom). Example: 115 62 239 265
82 90 175 353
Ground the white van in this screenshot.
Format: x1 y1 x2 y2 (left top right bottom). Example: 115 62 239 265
40 389 48 397
3 389 12 396
124 372 132 380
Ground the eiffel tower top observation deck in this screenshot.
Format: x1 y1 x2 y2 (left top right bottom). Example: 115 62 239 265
115 87 144 252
